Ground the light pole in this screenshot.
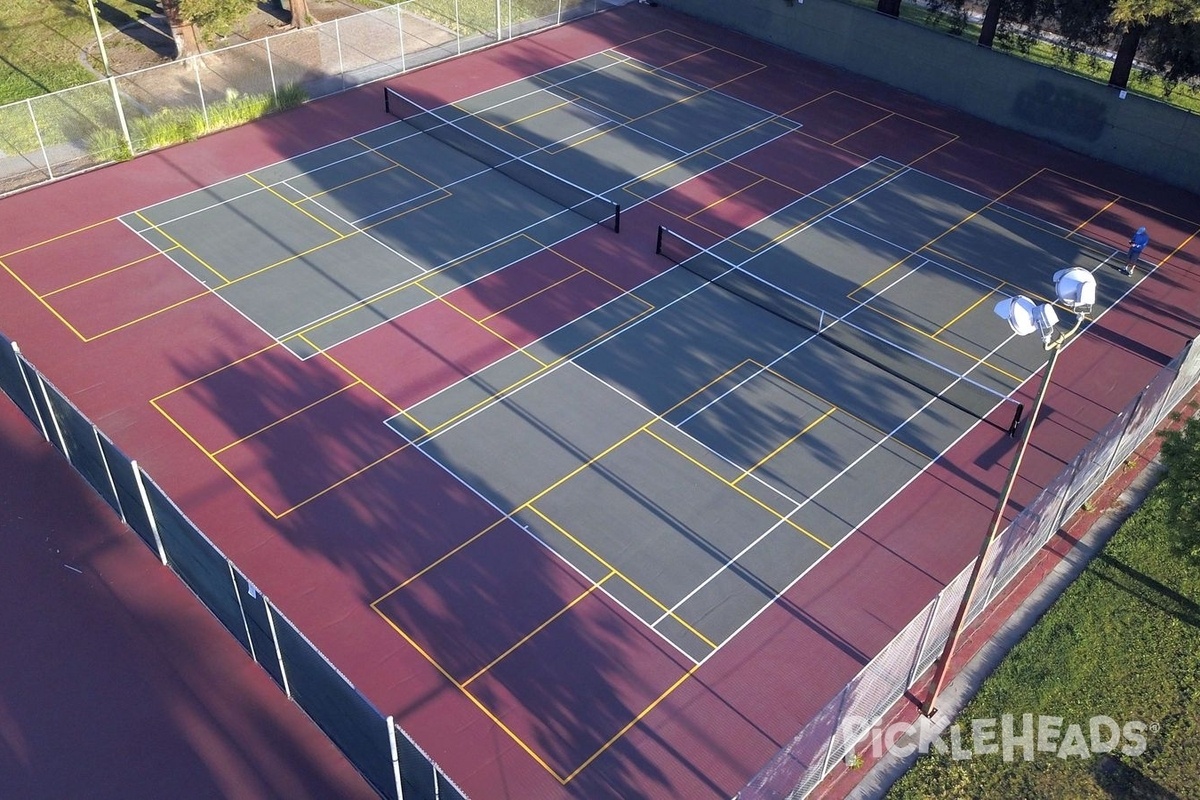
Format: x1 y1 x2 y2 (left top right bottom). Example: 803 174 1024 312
922 267 1097 717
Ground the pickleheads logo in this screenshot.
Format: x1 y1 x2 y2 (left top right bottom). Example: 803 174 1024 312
844 714 1152 763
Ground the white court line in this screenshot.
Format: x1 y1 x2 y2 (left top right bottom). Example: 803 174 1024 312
671 326 1025 658
698 256 1154 665
396 156 895 425
123 49 802 361
674 258 930 427
393 363 702 666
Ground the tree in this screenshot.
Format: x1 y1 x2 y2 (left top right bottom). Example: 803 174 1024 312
1159 414 1200 563
877 0 903 19
288 0 312 28
1108 0 1200 87
161 0 202 59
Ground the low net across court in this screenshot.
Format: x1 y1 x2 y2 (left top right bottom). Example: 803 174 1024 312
384 87 621 232
655 226 1025 436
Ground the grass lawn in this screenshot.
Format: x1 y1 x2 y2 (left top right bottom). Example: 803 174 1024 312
0 0 161 104
886 436 1200 799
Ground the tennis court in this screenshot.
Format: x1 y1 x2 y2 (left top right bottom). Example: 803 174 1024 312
2 5 1198 799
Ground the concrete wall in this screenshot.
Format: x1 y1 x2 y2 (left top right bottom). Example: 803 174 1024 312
656 0 1200 196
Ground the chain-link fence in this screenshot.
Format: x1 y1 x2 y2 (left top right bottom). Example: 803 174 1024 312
0 0 606 196
737 336 1200 799
0 331 470 800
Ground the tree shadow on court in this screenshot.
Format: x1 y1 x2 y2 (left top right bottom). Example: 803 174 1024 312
158 325 708 797
128 19 1200 796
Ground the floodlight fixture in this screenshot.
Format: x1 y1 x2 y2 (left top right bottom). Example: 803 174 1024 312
925 265 1100 717
1053 267 1096 314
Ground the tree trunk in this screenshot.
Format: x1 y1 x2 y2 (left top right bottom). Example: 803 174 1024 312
288 0 312 28
877 0 902 19
977 0 1002 48
1108 25 1143 88
160 0 202 59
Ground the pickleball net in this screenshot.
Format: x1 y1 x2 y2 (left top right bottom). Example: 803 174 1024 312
655 226 1024 435
384 87 620 232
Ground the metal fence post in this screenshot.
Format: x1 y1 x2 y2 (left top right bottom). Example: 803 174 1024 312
33 370 69 456
11 343 49 442
130 460 168 564
387 716 405 800
263 598 292 700
94 425 126 523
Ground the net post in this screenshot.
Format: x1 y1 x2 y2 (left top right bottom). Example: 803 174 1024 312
613 203 621 234
656 225 665 255
384 86 391 115
1009 402 1025 437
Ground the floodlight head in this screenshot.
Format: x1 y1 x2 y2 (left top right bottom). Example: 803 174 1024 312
1053 267 1096 314
995 295 1039 336
996 295 1059 346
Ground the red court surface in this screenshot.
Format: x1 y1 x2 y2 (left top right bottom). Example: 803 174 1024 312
1 5 1199 800
0 396 376 800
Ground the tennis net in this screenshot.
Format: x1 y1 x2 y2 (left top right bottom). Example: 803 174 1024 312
655 226 1024 435
384 87 620 232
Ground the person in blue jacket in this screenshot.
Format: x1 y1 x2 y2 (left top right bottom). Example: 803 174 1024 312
1124 226 1149 275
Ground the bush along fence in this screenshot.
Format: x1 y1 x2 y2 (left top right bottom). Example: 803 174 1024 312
737 335 1200 799
0 0 607 196
0 331 470 800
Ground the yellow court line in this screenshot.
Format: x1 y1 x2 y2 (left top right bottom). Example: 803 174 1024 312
293 231 530 345
245 174 348 239
561 662 704 783
41 250 177 297
1072 196 1121 239
476 268 586 323
715 157 909 256
1042 168 1200 228
685 177 766 221
0 256 89 342
524 504 717 650
660 359 758 418
921 245 1057 308
374 517 509 604
416 282 549 368
934 286 1000 337
844 168 1051 325
831 112 898 148
642 427 830 549
1155 224 1200 273
862 305 1024 383
540 243 649 300
150 340 283 403
274 443 409 518
0 216 116 260
151 396 282 518
132 211 229 284
750 360 930 461
303 145 441 201
531 54 770 161
462 579 608 687
405 303 656 441
301 333 407 416
81 290 211 342
210 382 361 456
731 407 836 486
368 605 567 782
499 98 574 129
300 326 431 435
820 89 961 146
197 230 367 292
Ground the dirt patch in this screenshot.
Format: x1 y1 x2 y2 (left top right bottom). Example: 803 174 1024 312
96 0 379 76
